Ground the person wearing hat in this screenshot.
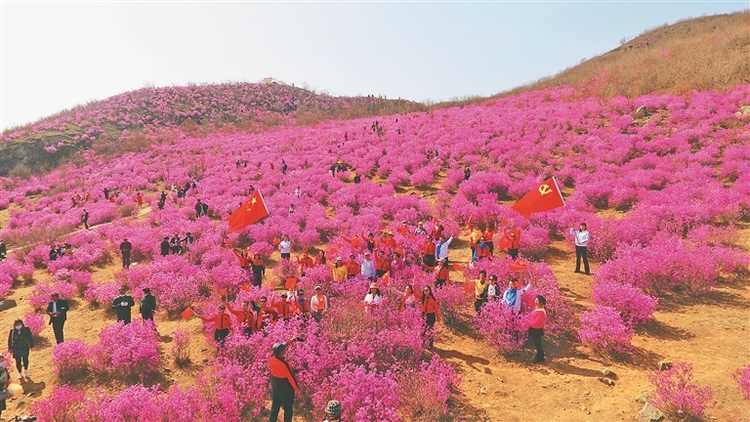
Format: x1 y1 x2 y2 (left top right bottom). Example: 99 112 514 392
326 256 347 282
112 286 135 324
359 252 376 280
310 286 328 322
269 337 301 422
140 288 157 322
363 283 384 310
323 399 343 421
8 319 33 379
291 290 310 318
414 221 427 236
46 292 70 344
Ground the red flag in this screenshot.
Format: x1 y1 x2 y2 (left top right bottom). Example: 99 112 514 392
509 259 528 272
241 284 251 292
285 277 298 291
218 288 228 297
180 308 195 320
511 177 565 219
463 283 474 294
452 263 462 271
227 190 270 233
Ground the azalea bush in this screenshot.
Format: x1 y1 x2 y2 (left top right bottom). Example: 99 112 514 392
578 305 634 355
734 365 750 401
649 362 714 421
90 320 161 381
52 340 91 381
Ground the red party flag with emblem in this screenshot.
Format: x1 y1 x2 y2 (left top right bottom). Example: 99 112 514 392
511 177 565 219
509 259 528 272
227 190 270 233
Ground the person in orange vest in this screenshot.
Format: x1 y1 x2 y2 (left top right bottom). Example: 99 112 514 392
345 255 360 279
297 251 315 276
420 286 441 349
431 222 444 241
252 296 279 331
503 223 522 260
310 286 328 322
272 293 296 320
397 221 409 236
434 259 450 287
226 301 256 337
374 250 391 279
198 304 233 345
269 338 302 422
484 217 498 256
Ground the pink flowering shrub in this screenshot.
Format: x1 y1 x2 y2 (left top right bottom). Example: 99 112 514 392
52 339 91 381
29 280 76 309
591 279 658 327
578 305 633 354
90 320 160 381
734 365 750 401
649 362 714 421
23 311 46 337
314 364 402 421
30 385 85 422
474 300 528 353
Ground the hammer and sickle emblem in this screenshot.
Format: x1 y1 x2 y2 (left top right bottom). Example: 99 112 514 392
538 184 552 195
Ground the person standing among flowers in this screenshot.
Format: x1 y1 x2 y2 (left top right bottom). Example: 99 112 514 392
112 286 135 324
46 292 69 344
363 282 384 309
569 223 590 275
0 355 9 417
310 286 329 322
139 288 157 322
420 286 441 349
227 300 256 336
278 235 292 260
525 295 547 363
464 270 489 313
251 253 266 287
198 304 233 345
119 238 132 269
326 256 347 282
7 319 33 379
269 338 301 422
503 222 522 260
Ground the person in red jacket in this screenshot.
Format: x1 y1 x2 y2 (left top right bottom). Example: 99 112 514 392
252 296 279 331
269 338 301 422
227 301 255 337
434 259 450 287
272 293 296 320
297 251 315 276
503 223 522 260
420 286 441 349
420 238 437 270
525 295 547 363
374 250 391 279
345 254 360 279
198 304 233 345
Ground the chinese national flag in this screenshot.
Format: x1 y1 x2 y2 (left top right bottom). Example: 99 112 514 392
227 190 270 233
511 177 565 219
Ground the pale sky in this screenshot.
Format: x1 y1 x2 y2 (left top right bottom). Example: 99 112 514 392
1 1 747 131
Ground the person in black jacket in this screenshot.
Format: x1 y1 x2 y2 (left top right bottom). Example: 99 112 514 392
8 319 33 379
195 200 204 217
82 209 90 230
46 293 70 344
140 288 157 322
112 286 135 324
0 239 7 261
119 238 132 269
160 236 170 257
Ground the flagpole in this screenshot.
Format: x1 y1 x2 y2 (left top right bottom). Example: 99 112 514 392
552 176 566 206
257 189 271 217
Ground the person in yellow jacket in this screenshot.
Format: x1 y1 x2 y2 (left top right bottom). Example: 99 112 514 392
326 256 348 282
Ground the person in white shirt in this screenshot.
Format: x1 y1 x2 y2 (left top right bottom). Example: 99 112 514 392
435 234 454 262
363 283 384 309
569 223 590 275
278 235 292 260
310 286 328 322
359 252 376 280
501 278 531 314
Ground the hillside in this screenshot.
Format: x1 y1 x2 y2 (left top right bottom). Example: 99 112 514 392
0 81 424 173
501 11 750 98
0 84 749 421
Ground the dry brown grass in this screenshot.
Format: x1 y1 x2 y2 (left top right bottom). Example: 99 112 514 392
496 11 750 99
